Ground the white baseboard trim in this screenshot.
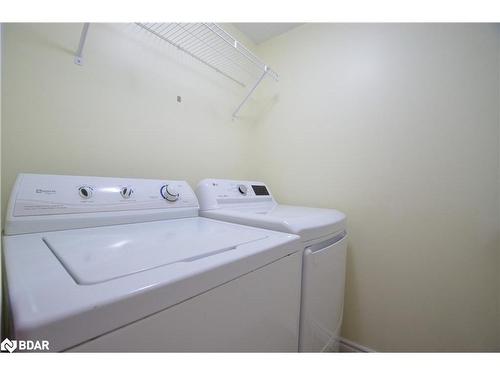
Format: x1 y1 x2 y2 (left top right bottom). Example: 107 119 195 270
339 337 376 353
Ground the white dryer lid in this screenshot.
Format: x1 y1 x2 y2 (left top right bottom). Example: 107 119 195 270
45 218 268 285
202 204 346 244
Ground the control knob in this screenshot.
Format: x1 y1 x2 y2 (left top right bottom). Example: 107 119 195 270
120 187 134 199
237 184 248 195
78 186 93 199
160 184 179 202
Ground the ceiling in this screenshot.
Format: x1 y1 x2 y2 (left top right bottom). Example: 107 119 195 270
232 23 303 45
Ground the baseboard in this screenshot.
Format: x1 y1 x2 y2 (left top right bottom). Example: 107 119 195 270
339 337 376 353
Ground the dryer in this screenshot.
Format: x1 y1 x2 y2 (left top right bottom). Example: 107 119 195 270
196 179 347 352
2 174 302 352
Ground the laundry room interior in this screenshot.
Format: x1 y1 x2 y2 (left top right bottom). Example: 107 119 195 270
0 20 499 355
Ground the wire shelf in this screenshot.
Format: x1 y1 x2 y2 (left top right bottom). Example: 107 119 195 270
136 23 278 89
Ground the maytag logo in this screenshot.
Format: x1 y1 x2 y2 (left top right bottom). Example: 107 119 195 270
1 338 50 353
35 188 56 194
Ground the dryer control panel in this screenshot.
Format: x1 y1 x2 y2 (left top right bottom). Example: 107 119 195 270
5 174 199 235
196 179 276 211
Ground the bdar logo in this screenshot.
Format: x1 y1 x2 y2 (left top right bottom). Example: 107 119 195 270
0 338 49 353
1 338 17 353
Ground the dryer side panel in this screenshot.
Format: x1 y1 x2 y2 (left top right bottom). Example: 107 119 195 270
299 234 348 352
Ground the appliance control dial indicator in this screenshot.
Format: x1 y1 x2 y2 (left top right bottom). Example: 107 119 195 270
160 184 180 202
78 186 93 199
120 187 134 199
237 184 248 195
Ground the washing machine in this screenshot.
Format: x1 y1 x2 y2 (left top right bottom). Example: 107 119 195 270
2 174 303 352
196 179 347 352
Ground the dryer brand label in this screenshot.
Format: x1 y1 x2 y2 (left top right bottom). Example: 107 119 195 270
1 338 50 353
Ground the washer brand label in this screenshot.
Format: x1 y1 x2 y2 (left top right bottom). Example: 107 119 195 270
1 338 50 353
35 188 56 194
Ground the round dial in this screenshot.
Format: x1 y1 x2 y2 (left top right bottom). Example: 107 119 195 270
238 184 248 195
120 186 134 199
160 184 179 202
78 186 93 199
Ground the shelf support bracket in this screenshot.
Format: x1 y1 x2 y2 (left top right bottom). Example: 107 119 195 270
74 23 90 65
232 67 268 119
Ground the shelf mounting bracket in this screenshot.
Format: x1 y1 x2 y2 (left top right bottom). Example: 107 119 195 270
232 66 269 119
74 23 90 65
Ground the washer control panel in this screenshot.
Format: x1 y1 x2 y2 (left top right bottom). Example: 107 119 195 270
12 174 198 217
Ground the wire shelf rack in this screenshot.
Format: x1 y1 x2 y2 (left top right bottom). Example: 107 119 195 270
74 23 278 118
137 23 277 86
135 23 278 117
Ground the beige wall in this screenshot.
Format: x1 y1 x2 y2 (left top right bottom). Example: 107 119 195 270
1 23 257 218
252 24 500 351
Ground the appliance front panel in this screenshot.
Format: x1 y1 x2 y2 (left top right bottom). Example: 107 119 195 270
12 174 197 216
196 179 276 210
5 173 199 234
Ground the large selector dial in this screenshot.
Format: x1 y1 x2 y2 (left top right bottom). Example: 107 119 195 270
120 186 134 199
78 186 93 199
237 184 248 195
160 184 179 202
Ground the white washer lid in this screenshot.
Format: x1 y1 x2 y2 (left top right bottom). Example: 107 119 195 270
44 218 268 285
3 217 301 351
